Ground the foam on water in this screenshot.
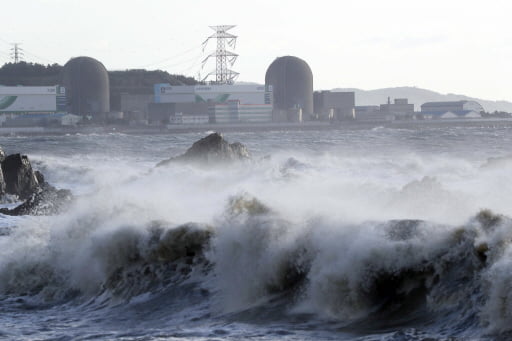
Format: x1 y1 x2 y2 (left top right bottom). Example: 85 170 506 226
1 127 512 339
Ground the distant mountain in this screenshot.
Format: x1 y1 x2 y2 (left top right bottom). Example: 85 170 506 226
332 86 512 113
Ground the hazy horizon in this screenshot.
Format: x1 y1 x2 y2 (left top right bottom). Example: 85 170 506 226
0 0 510 102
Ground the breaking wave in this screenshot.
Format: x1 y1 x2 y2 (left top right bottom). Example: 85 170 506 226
3 189 512 337
3 129 512 340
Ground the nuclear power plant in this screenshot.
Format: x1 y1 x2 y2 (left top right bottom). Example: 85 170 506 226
265 56 314 121
61 56 110 119
145 26 320 125
0 25 354 127
0 25 490 129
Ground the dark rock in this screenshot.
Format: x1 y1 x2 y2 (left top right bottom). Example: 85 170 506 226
280 157 310 176
157 133 250 166
0 147 5 195
34 170 45 184
227 142 250 160
151 223 213 262
1 154 40 200
475 209 503 231
0 168 5 197
0 151 73 216
0 185 73 216
226 194 271 217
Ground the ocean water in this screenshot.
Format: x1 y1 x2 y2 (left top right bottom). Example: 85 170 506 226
2 124 512 340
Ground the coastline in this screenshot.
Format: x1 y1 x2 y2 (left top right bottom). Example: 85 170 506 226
1 118 512 136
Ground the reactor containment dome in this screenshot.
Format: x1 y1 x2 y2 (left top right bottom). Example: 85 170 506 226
265 56 313 118
62 56 110 117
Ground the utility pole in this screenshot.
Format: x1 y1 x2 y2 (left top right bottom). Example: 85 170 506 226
10 43 23 63
201 25 239 84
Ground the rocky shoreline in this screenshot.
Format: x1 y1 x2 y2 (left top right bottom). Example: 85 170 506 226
0 150 72 216
0 132 248 216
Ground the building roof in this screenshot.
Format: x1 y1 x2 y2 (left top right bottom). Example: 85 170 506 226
421 100 468 106
421 100 484 113
420 110 476 116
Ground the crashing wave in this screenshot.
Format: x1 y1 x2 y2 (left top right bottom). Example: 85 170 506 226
3 190 512 336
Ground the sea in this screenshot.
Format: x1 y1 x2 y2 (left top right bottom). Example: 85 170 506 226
2 122 512 340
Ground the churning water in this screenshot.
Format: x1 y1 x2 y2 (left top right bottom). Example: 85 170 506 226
2 123 512 340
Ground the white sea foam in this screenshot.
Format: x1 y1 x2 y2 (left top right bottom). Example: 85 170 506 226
1 128 512 339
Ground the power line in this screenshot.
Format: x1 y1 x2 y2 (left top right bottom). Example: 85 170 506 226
0 37 10 46
0 37 55 64
138 44 202 68
22 48 55 64
179 53 205 77
158 51 203 71
0 38 11 58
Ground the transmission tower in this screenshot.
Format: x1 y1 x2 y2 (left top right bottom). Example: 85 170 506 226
201 25 239 84
10 43 24 63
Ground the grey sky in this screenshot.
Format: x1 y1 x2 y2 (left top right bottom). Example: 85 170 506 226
0 0 510 101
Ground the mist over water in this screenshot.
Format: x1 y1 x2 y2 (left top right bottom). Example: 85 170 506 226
2 125 512 340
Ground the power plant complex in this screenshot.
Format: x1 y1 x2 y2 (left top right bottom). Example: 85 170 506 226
265 56 314 121
61 56 110 118
0 25 489 128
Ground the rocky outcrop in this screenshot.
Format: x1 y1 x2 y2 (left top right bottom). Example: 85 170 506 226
0 150 73 216
157 132 250 167
0 148 6 195
1 153 40 200
0 184 72 216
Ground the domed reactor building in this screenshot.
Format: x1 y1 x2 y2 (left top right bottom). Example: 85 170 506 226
265 56 313 122
61 56 110 119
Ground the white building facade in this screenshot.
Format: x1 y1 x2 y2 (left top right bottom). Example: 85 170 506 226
0 85 68 126
0 85 66 114
154 84 273 124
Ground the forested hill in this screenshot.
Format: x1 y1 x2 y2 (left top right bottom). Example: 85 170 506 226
0 62 200 111
0 62 62 86
0 62 199 91
108 69 199 94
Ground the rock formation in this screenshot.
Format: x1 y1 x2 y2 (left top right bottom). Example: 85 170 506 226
157 132 250 167
1 153 40 200
0 148 5 196
0 149 73 216
0 185 72 216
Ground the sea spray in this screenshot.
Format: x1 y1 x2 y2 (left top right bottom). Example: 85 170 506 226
2 128 512 340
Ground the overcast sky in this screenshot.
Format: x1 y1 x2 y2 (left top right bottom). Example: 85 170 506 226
0 0 511 101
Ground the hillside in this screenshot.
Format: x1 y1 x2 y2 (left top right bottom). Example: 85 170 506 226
0 62 200 111
0 62 62 86
109 69 199 94
332 86 512 113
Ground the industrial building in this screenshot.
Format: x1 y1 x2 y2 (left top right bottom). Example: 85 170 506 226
353 98 414 121
313 91 355 120
0 85 66 114
355 105 385 121
151 84 273 124
0 56 111 127
148 102 209 125
420 100 484 118
119 93 153 125
379 98 414 119
62 56 110 119
265 56 313 122
0 85 72 126
0 29 323 128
